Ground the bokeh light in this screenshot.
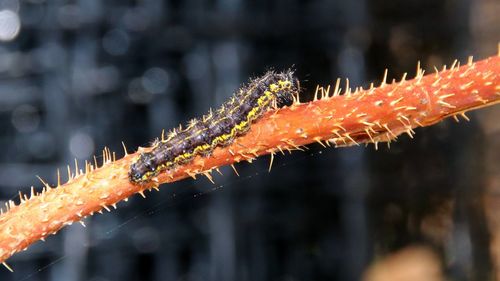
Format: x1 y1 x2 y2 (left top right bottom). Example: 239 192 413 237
0 9 20 41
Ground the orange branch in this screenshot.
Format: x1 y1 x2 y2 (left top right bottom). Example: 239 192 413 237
0 54 499 265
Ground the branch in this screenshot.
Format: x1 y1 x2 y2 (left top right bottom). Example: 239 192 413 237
0 53 499 266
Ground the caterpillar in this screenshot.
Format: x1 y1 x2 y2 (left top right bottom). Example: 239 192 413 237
129 70 299 184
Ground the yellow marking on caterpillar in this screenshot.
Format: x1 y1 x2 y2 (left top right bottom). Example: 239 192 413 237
136 76 294 183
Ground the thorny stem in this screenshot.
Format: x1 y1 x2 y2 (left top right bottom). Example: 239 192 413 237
0 53 499 268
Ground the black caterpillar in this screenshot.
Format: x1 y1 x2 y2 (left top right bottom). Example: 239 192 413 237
129 70 299 183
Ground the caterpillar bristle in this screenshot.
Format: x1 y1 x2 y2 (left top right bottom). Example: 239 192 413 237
129 70 300 184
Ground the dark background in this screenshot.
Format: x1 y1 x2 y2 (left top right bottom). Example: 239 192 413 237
0 1 499 281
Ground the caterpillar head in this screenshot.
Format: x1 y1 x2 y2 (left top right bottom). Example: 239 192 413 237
271 70 299 108
129 153 156 183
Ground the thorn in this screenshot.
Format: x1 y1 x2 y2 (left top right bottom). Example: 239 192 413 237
314 137 327 148
204 172 215 184
453 115 460 122
101 204 111 212
399 72 407 84
328 138 338 146
460 81 474 90
390 97 404 106
313 85 319 101
398 115 411 124
383 124 397 138
381 69 388 87
396 118 409 128
405 129 414 139
333 78 341 96
417 70 425 83
318 86 325 99
53 169 60 188
284 140 304 151
102 148 107 163
361 121 374 127
437 100 456 109
74 159 79 177
277 146 285 155
345 78 350 96
331 129 343 138
450 59 458 70
268 152 275 173
122 141 128 155
186 171 197 179
335 124 346 132
151 178 160 184
322 85 331 99
138 191 146 198
36 176 50 188
431 77 442 87
2 262 13 272
460 112 470 121
295 91 301 104
79 221 86 227
230 164 240 177
215 168 223 175
365 129 375 143
439 93 455 100
67 164 72 180
467 56 474 66
344 133 359 146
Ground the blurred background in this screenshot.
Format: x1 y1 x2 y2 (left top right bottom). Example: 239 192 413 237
0 0 499 280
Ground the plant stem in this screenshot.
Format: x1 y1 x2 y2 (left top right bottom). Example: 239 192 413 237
0 54 499 265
